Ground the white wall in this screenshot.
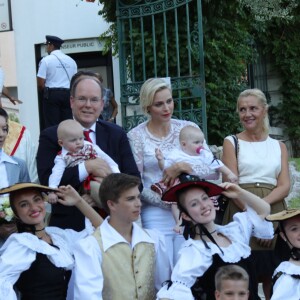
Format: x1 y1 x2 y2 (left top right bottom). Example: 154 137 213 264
0 32 17 85
10 0 111 143
0 31 19 116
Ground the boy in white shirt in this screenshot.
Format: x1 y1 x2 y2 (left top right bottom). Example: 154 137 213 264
72 173 171 300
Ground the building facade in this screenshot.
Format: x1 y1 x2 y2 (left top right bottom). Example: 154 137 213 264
0 0 120 143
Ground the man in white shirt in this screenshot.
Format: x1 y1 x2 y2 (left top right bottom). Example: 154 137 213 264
37 35 77 128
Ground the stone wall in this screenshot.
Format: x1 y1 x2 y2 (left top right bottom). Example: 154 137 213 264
286 161 300 206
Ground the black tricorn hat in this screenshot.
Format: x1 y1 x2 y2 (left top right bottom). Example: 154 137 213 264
162 174 224 203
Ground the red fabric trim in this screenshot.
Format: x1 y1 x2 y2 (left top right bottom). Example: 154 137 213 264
83 175 96 191
83 175 92 191
10 126 26 156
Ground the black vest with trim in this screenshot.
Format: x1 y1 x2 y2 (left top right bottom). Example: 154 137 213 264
15 252 71 300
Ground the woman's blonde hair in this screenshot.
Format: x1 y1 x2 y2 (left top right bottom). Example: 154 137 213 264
139 78 171 114
237 88 270 134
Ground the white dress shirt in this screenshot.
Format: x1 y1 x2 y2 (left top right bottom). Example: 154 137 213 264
37 50 77 88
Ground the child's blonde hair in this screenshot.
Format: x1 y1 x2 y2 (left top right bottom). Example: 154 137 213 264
179 125 204 143
57 119 82 140
215 265 249 291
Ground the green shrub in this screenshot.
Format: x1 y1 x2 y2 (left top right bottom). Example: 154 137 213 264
288 158 300 209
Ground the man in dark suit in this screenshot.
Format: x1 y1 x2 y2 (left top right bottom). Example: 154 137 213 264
36 73 140 230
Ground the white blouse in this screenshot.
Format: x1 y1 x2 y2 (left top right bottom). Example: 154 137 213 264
156 207 274 300
271 261 300 300
0 226 91 300
225 136 281 185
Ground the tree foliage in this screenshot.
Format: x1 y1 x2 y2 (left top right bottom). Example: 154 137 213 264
239 0 298 21
257 4 300 156
201 0 255 144
96 0 300 154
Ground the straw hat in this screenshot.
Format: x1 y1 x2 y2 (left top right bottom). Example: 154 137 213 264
266 209 300 222
0 183 57 195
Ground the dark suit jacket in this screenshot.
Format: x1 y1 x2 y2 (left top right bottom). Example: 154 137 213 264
37 120 140 230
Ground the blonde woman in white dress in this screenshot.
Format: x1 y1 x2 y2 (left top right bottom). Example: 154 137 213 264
222 88 290 300
128 78 217 267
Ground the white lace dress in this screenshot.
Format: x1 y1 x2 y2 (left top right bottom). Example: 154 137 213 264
128 119 217 266
0 226 92 300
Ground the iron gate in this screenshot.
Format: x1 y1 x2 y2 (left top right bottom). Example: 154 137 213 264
116 0 207 137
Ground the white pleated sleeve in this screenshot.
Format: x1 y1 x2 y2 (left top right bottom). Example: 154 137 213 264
73 235 103 300
0 236 36 300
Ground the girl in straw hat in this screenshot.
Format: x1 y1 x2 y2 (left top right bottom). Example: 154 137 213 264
0 107 30 247
266 209 300 300
0 183 102 300
157 175 273 300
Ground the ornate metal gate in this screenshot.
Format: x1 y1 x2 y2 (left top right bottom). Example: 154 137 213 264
117 0 207 137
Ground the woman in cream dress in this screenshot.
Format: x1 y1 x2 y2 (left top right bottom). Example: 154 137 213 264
222 88 290 300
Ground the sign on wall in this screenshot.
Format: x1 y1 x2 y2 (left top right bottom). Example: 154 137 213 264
0 0 11 32
40 37 104 57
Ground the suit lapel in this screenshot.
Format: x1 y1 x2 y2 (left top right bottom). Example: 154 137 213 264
95 122 108 153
